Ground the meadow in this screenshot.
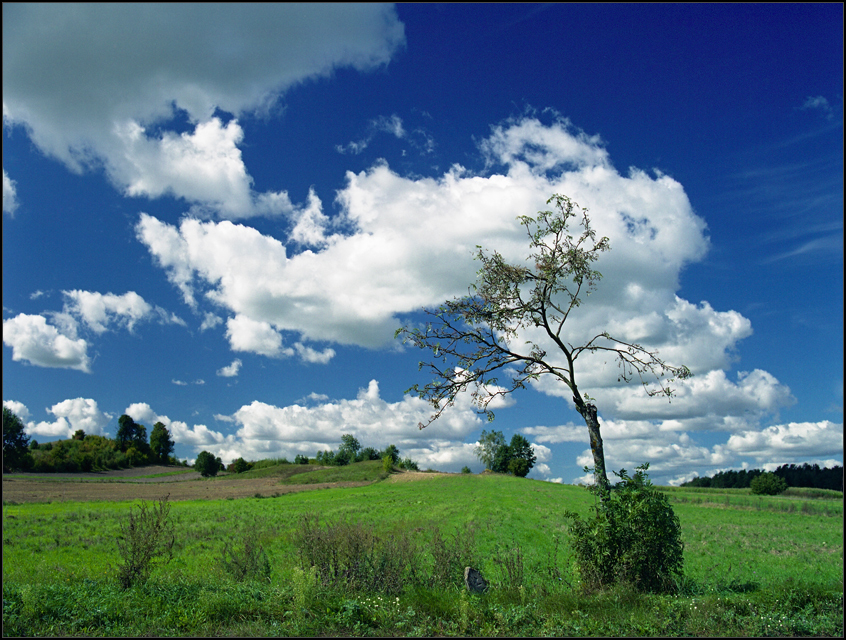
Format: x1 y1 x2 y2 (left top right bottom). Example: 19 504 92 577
2 462 843 637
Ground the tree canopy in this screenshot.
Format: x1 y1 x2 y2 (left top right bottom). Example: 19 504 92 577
474 429 536 477
195 450 221 477
149 422 175 463
3 406 31 472
397 194 691 489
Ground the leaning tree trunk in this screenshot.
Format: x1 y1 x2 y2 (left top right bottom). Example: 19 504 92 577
573 395 610 492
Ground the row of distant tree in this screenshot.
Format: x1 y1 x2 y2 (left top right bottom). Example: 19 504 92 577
2 407 182 473
313 434 419 469
682 463 843 491
204 435 418 478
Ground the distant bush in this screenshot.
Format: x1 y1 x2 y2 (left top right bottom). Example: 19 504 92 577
461 466 472 474
382 455 394 474
294 454 309 465
751 471 788 495
565 464 684 594
228 457 253 474
399 457 419 471
23 431 177 474
195 451 221 477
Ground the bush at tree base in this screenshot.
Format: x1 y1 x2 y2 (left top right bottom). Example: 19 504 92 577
564 463 683 593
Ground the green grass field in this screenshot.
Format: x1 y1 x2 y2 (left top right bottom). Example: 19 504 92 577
2 463 843 636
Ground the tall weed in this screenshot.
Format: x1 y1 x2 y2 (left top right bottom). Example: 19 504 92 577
115 494 175 589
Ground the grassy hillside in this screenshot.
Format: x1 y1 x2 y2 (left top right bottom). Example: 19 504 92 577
2 464 842 636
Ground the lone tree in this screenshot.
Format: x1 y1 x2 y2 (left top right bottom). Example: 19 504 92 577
396 194 691 490
195 450 221 477
149 422 175 463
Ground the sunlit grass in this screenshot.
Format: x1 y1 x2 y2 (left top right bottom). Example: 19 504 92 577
2 468 842 636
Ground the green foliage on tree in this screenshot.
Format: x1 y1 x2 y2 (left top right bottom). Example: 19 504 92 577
293 454 309 464
396 194 691 491
3 407 32 472
72 429 85 441
683 463 842 492
230 457 252 474
399 457 419 471
149 422 175 463
506 434 536 477
382 455 394 474
565 464 684 593
750 471 788 495
339 434 361 457
356 446 382 462
475 431 536 477
195 450 220 477
475 429 506 470
116 415 137 451
25 433 164 473
461 465 472 474
381 444 400 465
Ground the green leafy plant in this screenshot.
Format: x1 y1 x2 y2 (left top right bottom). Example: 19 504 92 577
428 522 479 589
292 514 420 594
564 464 684 593
115 495 175 589
220 531 271 582
750 471 788 495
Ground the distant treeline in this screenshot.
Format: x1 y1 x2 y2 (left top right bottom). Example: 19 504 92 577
682 463 843 491
2 409 185 474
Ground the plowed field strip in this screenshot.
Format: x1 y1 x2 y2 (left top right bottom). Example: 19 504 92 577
2 476 371 503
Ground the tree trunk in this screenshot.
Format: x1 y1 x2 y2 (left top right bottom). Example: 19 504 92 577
573 396 610 492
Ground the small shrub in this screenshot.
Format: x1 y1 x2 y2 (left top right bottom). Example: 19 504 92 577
461 466 472 474
492 539 525 589
382 455 394 474
220 532 271 582
115 494 175 589
564 464 684 593
292 514 421 595
294 454 309 464
229 457 252 473
428 522 480 589
750 471 788 495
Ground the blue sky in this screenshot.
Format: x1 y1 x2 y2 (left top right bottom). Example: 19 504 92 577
3 3 842 484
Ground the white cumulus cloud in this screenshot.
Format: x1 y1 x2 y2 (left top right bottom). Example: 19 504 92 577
2 4 405 218
217 358 243 378
62 289 184 334
25 398 110 438
2 313 90 372
3 169 18 215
